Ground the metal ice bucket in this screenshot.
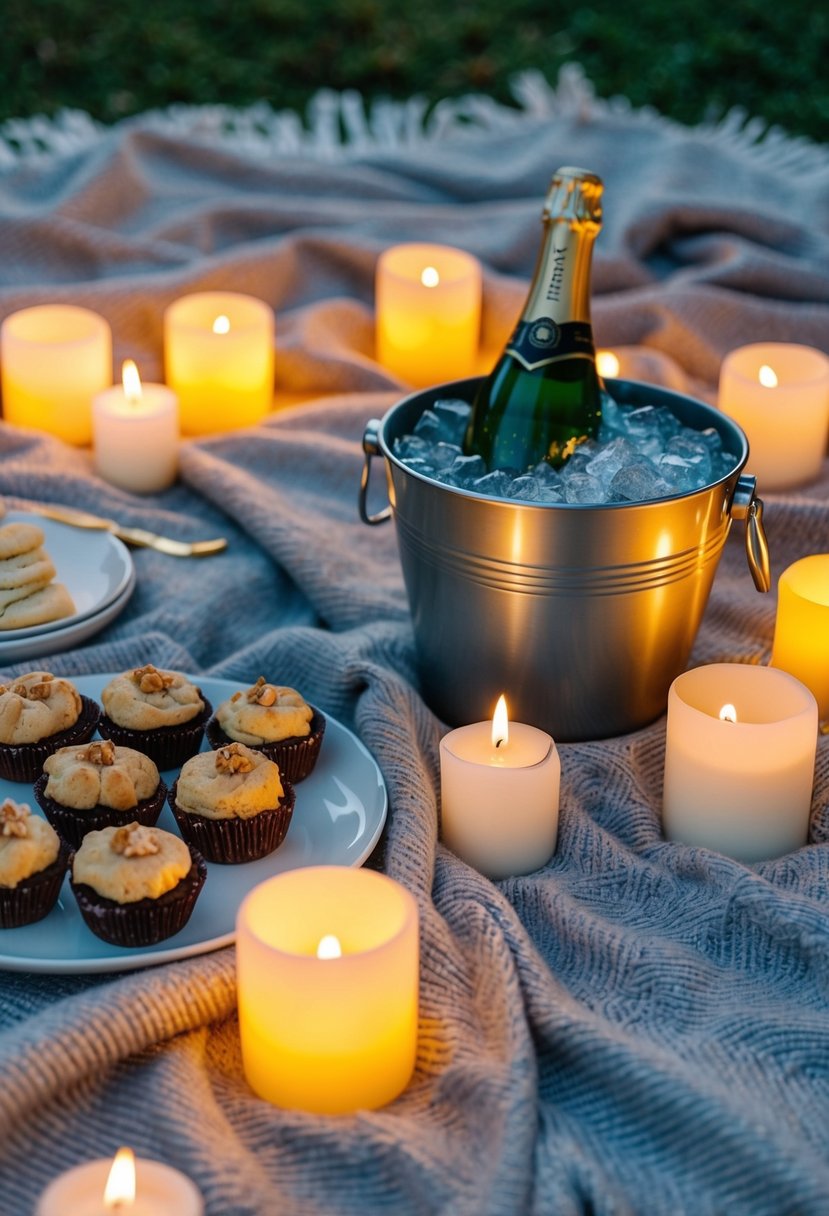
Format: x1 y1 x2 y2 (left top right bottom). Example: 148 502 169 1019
360 377 770 741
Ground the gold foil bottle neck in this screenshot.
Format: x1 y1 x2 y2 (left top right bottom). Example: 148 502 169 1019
543 167 603 227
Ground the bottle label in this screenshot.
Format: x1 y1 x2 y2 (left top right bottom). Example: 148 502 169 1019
505 318 594 372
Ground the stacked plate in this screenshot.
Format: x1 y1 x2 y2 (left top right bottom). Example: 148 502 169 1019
0 512 135 662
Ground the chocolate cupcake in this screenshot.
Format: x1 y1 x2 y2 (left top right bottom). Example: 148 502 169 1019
97 665 211 770
70 821 206 948
0 798 70 928
169 741 295 863
0 672 98 782
33 739 166 849
206 677 325 783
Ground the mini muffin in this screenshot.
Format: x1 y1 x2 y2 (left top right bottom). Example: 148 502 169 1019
169 741 295 863
0 798 70 928
206 677 325 783
70 821 207 948
0 671 98 782
97 665 212 770
33 739 166 849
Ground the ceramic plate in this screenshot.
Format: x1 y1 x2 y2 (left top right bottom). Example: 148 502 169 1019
0 571 136 664
0 675 388 974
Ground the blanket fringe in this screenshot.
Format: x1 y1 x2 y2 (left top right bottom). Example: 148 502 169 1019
0 63 826 175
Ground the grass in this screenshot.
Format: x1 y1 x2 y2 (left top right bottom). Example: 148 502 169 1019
3 0 828 144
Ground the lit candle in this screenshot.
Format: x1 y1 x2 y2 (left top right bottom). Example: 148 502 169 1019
770 554 829 719
163 291 275 434
35 1146 204 1216
92 360 179 494
717 343 829 490
236 865 419 1115
663 663 818 862
439 694 561 878
0 305 112 445
375 243 482 387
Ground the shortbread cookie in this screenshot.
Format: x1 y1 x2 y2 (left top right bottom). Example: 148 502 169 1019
0 581 52 610
0 583 74 631
0 549 56 590
0 522 44 560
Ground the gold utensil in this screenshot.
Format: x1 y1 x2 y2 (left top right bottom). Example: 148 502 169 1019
24 504 228 558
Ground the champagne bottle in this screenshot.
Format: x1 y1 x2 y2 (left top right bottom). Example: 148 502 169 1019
465 166 604 470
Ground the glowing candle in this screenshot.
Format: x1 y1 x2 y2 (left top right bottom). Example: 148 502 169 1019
236 865 419 1115
35 1146 204 1216
375 243 482 387
163 291 275 434
439 694 561 878
92 360 179 494
0 305 112 445
771 554 829 719
663 663 818 862
717 343 829 489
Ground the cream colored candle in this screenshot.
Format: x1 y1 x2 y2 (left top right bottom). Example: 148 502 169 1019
663 663 818 862
236 865 419 1115
439 695 560 878
92 360 178 494
771 554 829 719
718 343 829 489
163 291 274 434
36 1146 203 1216
0 304 112 445
376 243 482 387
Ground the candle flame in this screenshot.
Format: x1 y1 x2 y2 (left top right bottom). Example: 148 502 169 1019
420 266 440 288
492 694 509 749
212 314 231 335
596 350 620 379
758 364 778 388
121 359 142 404
316 933 342 960
719 703 738 723
103 1146 136 1207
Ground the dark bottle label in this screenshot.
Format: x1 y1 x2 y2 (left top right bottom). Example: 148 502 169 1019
505 318 594 372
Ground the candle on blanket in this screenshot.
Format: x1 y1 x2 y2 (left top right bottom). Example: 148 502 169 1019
36 1146 203 1216
92 360 179 493
163 291 275 434
439 694 560 878
662 664 818 862
0 305 112 446
717 343 829 490
236 865 419 1115
375 243 482 387
770 555 829 719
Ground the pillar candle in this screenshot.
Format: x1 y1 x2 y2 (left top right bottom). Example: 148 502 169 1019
717 342 829 490
236 865 419 1115
663 663 818 862
439 695 560 878
92 360 178 494
36 1148 203 1216
770 554 829 719
376 243 482 388
163 291 274 434
1 305 112 446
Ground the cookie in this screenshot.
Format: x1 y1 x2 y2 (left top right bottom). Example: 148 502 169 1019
0 550 56 590
0 522 44 560
0 583 74 631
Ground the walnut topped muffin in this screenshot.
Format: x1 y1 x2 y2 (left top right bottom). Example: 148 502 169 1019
0 797 70 927
97 665 212 769
0 672 98 782
206 676 325 783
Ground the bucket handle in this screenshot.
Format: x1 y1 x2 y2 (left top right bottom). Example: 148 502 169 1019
359 419 392 526
730 474 771 592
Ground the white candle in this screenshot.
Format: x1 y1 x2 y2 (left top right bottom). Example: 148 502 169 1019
236 865 419 1115
375 243 482 388
163 291 275 434
717 343 829 490
770 554 829 719
92 360 179 494
439 694 560 878
36 1147 204 1216
663 663 818 862
0 305 112 446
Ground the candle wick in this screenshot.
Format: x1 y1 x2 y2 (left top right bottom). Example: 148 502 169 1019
495 738 503 748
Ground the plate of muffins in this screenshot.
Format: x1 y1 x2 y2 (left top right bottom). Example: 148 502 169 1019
0 666 387 973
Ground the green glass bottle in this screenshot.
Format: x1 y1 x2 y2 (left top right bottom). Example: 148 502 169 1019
465 166 604 470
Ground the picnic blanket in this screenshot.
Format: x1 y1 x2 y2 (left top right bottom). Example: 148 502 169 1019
0 65 828 1215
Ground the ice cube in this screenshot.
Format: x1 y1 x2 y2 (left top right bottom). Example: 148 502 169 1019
506 475 542 501
432 399 472 446
608 460 670 502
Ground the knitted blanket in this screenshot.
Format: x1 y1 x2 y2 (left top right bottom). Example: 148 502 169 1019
0 67 828 1215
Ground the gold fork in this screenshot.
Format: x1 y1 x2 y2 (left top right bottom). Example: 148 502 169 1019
23 503 228 558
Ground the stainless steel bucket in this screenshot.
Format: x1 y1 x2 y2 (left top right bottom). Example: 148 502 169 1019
360 377 770 741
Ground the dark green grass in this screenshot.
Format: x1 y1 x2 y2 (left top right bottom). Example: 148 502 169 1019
3 0 828 143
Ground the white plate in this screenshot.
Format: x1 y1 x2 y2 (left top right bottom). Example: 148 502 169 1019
0 675 388 974
0 512 134 639
0 569 136 663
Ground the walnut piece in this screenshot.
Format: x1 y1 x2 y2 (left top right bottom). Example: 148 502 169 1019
246 676 277 707
77 739 116 766
132 664 175 695
111 823 161 857
216 743 254 775
13 679 52 701
0 799 31 838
